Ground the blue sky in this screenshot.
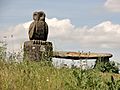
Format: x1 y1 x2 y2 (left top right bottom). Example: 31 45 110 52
0 0 120 63
0 0 120 27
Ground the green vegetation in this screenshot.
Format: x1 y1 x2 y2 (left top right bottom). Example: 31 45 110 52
0 41 7 60
0 41 120 90
0 60 120 90
95 61 119 73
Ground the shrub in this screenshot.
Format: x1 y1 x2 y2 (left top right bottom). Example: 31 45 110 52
94 61 119 73
0 41 7 60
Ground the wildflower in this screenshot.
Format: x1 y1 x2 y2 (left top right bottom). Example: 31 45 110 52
46 77 49 82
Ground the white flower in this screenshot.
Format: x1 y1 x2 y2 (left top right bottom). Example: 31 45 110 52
46 77 49 82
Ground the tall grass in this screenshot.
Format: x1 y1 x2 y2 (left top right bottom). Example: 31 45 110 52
0 41 120 89
0 60 120 90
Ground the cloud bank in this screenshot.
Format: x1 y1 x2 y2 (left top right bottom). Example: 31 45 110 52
1 18 120 52
104 0 120 12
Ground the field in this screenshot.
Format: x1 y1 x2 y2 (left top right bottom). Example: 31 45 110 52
0 60 120 90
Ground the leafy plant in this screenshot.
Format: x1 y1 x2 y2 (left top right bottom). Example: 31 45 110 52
0 41 7 60
94 61 119 73
105 75 120 90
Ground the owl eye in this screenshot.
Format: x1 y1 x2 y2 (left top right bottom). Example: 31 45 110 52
33 13 37 17
33 13 37 20
39 13 43 17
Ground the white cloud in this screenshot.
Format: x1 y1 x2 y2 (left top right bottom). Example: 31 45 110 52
1 18 120 52
48 19 120 48
0 24 28 52
104 0 120 12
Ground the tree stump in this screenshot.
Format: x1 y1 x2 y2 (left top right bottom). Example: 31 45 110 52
24 40 53 61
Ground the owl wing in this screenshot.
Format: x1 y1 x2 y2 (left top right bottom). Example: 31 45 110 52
29 22 36 40
44 22 48 40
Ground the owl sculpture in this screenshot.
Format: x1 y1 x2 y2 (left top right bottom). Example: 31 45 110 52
29 11 48 41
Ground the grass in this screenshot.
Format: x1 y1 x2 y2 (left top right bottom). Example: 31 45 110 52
0 60 120 90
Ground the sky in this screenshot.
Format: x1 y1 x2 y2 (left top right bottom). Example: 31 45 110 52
0 0 120 63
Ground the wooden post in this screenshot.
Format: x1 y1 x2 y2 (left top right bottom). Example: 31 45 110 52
96 57 109 62
94 57 110 68
24 40 53 61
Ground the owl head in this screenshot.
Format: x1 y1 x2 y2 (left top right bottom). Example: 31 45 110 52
33 11 46 21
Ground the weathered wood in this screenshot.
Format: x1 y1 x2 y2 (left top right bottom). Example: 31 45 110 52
24 40 53 61
52 51 113 61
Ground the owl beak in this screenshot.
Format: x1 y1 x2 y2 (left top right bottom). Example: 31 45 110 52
40 16 45 21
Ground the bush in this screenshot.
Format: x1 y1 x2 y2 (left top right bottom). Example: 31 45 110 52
0 41 7 60
94 61 119 73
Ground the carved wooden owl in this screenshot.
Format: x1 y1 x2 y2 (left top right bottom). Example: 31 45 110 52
29 11 48 41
